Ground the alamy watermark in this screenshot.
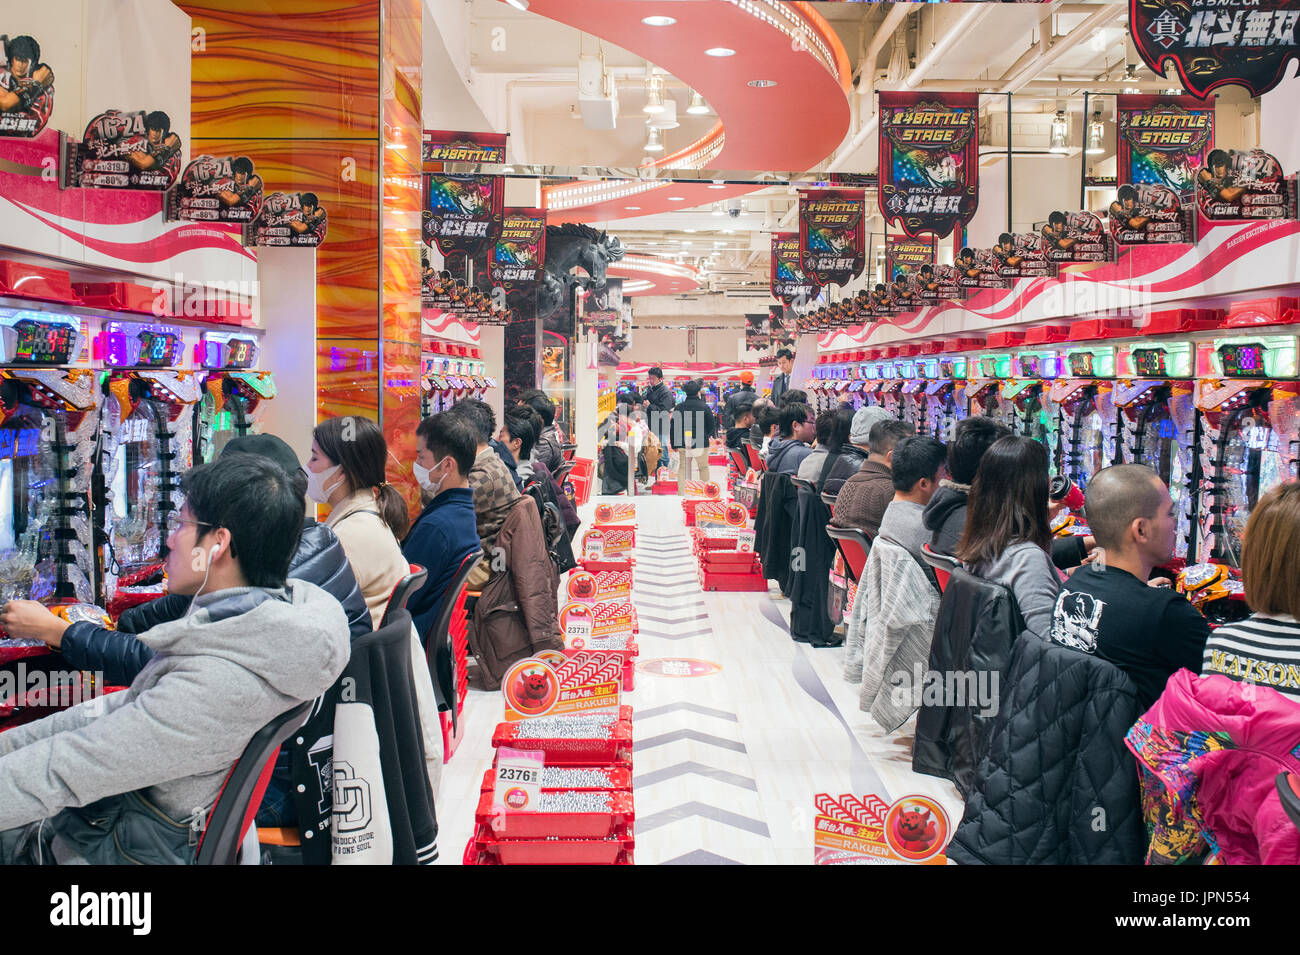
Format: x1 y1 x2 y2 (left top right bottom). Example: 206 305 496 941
1 664 112 717
889 664 1000 718
150 274 257 319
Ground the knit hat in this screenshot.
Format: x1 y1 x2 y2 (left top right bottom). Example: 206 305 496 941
221 432 304 480
849 406 892 444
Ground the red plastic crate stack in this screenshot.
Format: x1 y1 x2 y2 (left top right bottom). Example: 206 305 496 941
688 527 767 591
469 705 636 864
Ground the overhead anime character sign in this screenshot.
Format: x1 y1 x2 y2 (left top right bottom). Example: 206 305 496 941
1195 147 1298 221
168 155 264 224
421 128 506 165
878 92 979 240
423 173 503 256
64 109 183 191
1040 211 1110 264
247 191 327 247
884 236 934 284
0 33 53 137
1130 0 1300 98
770 231 819 305
489 207 546 289
798 189 866 288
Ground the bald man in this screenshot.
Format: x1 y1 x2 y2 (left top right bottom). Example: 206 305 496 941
1048 464 1209 708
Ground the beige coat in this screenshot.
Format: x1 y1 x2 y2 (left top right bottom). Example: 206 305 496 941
325 489 408 629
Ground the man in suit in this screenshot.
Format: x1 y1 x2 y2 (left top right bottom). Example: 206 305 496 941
771 349 795 404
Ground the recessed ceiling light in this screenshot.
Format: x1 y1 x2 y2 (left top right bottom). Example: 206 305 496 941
707 180 725 190
642 15 676 26
685 228 697 233
747 79 777 88
705 47 735 57
668 196 686 201
625 206 641 210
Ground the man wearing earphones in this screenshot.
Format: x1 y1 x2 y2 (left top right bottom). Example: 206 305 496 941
405 412 482 642
0 454 351 864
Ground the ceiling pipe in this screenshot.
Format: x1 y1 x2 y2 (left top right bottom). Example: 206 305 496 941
999 3 1126 94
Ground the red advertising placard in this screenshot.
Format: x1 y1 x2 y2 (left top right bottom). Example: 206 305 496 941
248 191 327 247
168 155 264 224
64 108 183 191
878 92 979 240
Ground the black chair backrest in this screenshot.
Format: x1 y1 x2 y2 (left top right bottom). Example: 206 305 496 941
381 564 429 628
820 491 836 509
920 543 963 594
195 699 313 865
424 548 484 737
789 475 814 494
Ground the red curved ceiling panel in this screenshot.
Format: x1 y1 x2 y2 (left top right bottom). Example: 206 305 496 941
608 254 703 296
515 0 851 224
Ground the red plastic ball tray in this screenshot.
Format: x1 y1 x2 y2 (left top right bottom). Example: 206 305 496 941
466 825 635 865
474 788 635 839
479 765 633 794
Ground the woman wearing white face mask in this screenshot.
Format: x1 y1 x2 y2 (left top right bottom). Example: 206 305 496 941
308 415 411 628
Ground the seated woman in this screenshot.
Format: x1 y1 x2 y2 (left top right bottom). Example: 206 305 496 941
307 415 410 628
1201 481 1300 700
954 436 1060 637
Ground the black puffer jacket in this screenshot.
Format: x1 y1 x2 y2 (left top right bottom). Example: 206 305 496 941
948 631 1145 865
61 518 370 684
912 565 1024 795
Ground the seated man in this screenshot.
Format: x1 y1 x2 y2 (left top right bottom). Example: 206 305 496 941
755 404 781 458
447 398 521 585
726 402 754 451
1049 464 1210 709
854 436 948 725
0 454 351 864
765 402 815 475
923 416 1011 554
504 405 580 537
406 412 483 642
831 419 913 539
796 409 837 485
823 405 892 497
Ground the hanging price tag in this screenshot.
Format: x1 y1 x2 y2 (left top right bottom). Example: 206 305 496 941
493 746 545 812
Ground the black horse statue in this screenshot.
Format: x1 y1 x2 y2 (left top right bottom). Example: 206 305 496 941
526 222 624 319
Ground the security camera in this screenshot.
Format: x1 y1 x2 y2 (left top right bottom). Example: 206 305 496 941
726 198 743 218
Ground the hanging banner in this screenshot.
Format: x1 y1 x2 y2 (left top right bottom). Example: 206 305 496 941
421 129 507 166
884 236 935 285
490 207 546 289
878 92 979 240
247 191 327 247
1195 147 1298 221
423 173 504 256
798 189 866 287
1130 0 1300 99
770 231 819 305
1040 210 1111 264
1117 95 1214 198
167 155 264 224
63 109 182 191
581 278 622 334
0 33 54 138
745 313 770 352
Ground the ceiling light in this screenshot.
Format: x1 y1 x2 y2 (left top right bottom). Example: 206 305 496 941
625 206 641 210
707 180 725 190
648 98 679 130
668 196 686 201
643 74 666 115
747 79 777 88
1086 111 1105 155
705 47 735 57
687 90 711 115
504 0 528 9
642 15 676 26
1049 109 1069 154
645 126 665 153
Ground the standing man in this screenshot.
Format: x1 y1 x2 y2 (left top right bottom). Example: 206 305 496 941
770 349 795 405
640 366 676 465
670 380 717 484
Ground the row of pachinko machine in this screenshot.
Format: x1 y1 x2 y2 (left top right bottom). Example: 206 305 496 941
808 301 1300 623
0 261 275 636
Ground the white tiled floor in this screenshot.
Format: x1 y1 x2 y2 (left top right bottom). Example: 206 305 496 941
438 479 964 865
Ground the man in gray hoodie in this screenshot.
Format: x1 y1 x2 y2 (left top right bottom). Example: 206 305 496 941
0 454 351 864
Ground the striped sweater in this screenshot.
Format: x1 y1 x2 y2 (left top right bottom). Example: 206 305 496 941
1201 613 1300 702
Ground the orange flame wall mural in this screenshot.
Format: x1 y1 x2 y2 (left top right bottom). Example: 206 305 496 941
180 0 423 510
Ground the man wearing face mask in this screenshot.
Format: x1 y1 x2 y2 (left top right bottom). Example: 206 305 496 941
404 412 483 643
